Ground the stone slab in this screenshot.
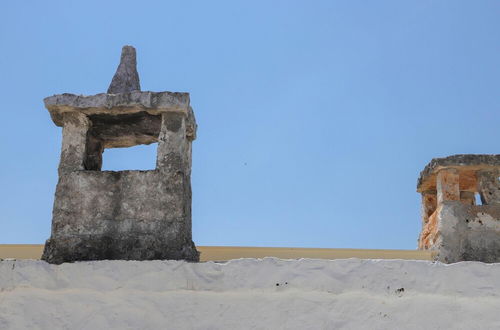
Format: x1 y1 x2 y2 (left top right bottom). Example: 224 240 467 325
44 91 190 126
417 154 500 192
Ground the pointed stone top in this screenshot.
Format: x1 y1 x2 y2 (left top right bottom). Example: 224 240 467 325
107 45 141 94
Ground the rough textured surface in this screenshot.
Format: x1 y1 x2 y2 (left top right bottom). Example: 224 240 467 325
420 192 437 226
88 112 161 149
477 169 500 205
418 154 500 262
2 258 500 329
436 168 460 204
42 111 198 264
428 202 500 263
417 154 500 192
57 112 90 174
41 46 199 263
107 46 141 94
418 206 439 250
43 169 197 264
460 191 475 206
44 91 190 126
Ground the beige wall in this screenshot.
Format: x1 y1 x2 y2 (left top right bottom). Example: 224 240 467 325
0 245 435 261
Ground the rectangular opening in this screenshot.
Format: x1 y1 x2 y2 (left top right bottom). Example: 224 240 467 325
101 143 158 171
84 112 162 171
475 193 483 206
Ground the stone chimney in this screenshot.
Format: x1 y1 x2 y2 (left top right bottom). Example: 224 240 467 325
417 154 500 263
41 46 199 264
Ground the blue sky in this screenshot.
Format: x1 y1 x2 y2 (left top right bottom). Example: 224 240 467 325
1 1 499 249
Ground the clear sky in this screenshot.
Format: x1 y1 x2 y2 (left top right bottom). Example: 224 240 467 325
1 1 499 249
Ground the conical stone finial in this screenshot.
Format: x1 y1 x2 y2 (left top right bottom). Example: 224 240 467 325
107 45 141 94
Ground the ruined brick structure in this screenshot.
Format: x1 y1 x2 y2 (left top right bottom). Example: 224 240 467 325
41 46 199 264
417 154 500 263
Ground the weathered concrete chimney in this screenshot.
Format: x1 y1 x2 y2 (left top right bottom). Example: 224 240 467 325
417 154 500 263
41 46 199 264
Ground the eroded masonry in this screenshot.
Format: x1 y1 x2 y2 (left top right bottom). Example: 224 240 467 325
41 46 199 263
417 155 500 263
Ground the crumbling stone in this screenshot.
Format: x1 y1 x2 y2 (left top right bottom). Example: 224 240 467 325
436 168 460 204
417 154 500 263
460 191 476 206
41 46 199 264
477 170 500 205
417 154 500 192
420 191 437 225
